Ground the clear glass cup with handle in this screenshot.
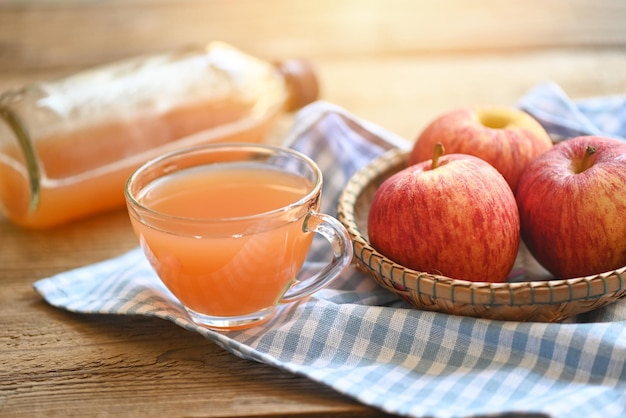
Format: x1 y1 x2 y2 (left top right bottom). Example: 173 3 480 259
125 142 352 330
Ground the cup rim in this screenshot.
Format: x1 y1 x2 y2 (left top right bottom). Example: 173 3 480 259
125 142 323 223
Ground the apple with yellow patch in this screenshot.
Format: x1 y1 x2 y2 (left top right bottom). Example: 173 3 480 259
408 106 553 192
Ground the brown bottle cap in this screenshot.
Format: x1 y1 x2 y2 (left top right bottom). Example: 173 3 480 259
274 59 320 111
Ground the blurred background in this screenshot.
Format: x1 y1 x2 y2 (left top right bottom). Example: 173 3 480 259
1 0 625 141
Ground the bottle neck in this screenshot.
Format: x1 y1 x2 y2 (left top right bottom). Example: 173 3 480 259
273 59 320 112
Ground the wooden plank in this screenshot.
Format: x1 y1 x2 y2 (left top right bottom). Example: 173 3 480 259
2 314 388 416
1 0 625 71
316 48 626 140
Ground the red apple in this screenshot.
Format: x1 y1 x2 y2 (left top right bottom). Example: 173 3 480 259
516 135 626 279
368 144 520 283
408 106 553 192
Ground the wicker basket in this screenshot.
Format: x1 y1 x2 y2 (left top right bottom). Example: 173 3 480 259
337 147 626 322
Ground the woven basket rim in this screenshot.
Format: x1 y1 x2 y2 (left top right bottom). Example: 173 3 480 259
337 147 626 308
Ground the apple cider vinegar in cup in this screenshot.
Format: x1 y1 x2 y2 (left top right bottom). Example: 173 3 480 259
125 143 352 330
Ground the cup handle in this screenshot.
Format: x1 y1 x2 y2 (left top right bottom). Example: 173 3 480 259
279 212 353 304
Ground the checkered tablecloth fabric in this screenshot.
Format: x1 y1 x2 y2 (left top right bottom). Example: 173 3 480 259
34 84 626 418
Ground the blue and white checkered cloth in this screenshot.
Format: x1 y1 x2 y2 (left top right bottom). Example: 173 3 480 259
518 81 626 142
34 83 626 418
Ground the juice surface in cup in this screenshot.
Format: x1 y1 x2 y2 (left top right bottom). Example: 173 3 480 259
129 164 315 317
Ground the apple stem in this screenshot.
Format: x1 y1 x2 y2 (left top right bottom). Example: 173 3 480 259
579 145 597 172
431 143 445 169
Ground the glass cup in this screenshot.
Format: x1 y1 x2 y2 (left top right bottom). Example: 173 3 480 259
125 143 353 330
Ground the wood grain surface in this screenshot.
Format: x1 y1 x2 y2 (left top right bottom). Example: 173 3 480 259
1 1 625 417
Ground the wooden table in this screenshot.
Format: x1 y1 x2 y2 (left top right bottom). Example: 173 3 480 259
2 1 625 416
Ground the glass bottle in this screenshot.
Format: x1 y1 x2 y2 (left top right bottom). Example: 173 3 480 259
0 41 319 229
